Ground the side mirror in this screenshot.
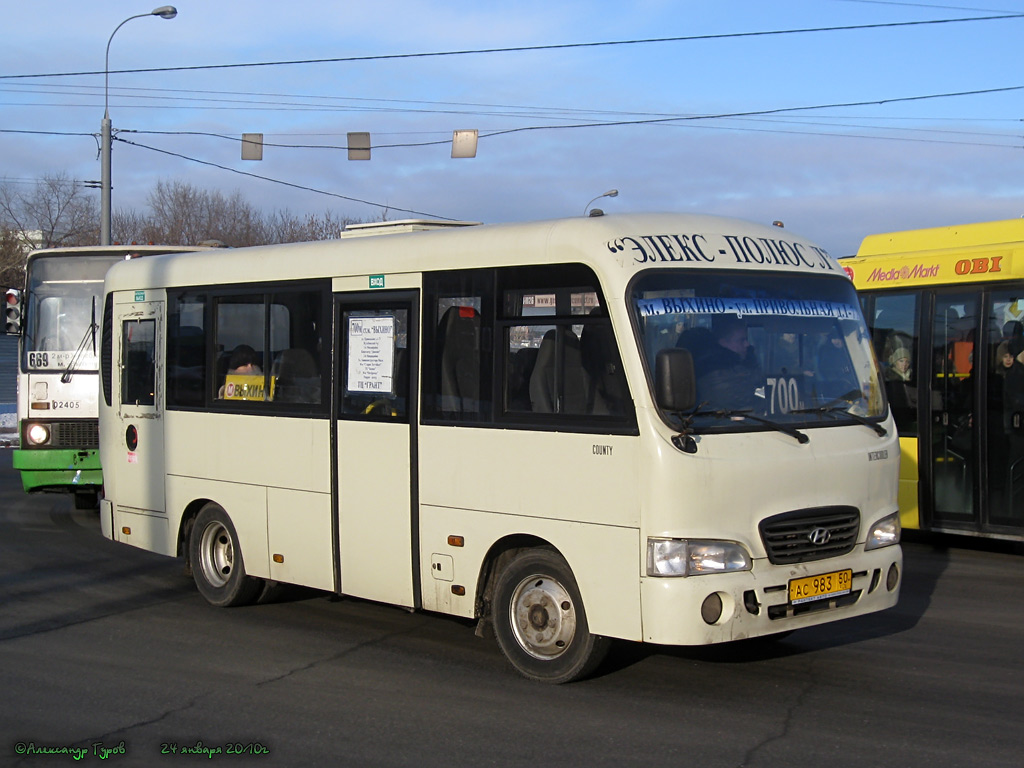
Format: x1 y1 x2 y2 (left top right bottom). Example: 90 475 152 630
655 348 696 412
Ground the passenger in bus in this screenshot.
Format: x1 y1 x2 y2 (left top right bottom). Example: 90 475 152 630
1002 339 1024 431
218 344 262 398
693 314 760 409
995 342 1011 374
885 346 912 382
227 344 261 376
1002 338 1024 510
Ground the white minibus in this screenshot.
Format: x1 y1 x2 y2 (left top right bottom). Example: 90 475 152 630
99 213 902 682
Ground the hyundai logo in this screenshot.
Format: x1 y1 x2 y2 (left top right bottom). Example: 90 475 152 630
808 527 832 546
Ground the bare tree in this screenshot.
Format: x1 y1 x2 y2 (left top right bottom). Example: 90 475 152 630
0 173 98 250
111 207 152 246
0 173 99 289
135 180 366 246
266 209 360 243
0 226 27 289
140 180 275 246
3 175 372 258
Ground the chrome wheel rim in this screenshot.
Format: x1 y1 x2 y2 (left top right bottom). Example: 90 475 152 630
198 520 234 589
509 574 577 660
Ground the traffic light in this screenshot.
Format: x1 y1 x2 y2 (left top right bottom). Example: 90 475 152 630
5 288 21 334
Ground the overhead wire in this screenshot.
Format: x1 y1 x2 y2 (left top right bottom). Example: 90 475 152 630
113 135 458 220
0 13 1021 81
2 12 1022 211
4 76 1022 154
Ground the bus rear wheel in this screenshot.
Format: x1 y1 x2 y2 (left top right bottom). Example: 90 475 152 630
189 504 263 607
492 548 609 684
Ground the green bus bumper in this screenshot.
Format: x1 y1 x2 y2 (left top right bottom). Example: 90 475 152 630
12 448 103 494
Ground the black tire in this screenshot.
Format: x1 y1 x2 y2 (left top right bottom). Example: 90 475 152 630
188 503 263 607
492 548 610 684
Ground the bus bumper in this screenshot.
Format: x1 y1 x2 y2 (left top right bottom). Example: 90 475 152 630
11 448 103 494
639 545 902 645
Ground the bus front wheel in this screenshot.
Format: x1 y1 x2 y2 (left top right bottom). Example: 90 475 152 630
189 504 263 607
492 548 609 684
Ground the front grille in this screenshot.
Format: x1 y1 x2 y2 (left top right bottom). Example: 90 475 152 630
49 420 99 448
759 506 859 565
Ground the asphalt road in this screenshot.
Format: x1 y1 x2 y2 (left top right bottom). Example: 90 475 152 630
1 456 1021 768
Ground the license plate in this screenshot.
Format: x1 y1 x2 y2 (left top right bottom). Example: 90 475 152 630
789 569 852 605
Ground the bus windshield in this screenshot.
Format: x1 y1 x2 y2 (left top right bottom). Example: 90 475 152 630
631 270 885 431
24 254 121 372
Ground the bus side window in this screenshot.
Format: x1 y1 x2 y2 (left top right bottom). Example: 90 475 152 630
167 291 207 409
167 285 327 411
422 265 633 426
422 269 492 423
121 319 156 407
268 288 324 405
437 304 481 414
499 265 631 419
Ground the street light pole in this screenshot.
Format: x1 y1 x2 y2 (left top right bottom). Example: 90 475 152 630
100 6 178 246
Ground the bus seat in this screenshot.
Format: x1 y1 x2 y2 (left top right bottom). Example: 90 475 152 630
530 328 589 414
170 325 204 368
438 305 480 414
581 318 627 415
272 348 319 403
507 347 539 411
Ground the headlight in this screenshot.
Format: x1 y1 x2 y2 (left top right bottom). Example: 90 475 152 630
646 538 752 577
25 423 51 446
865 511 901 550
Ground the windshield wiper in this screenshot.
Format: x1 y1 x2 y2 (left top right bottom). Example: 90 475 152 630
791 404 888 437
665 404 809 450
704 408 810 444
60 296 98 384
790 389 887 437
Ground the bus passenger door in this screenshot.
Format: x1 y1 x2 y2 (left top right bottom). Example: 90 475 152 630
985 290 1024 532
928 292 978 530
334 292 418 608
111 297 166 516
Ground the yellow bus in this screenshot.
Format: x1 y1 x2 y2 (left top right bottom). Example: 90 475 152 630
846 218 1024 541
99 213 902 682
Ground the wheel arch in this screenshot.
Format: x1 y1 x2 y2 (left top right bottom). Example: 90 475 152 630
474 534 560 621
473 525 642 643
176 497 216 564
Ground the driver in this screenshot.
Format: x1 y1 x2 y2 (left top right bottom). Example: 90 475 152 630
695 314 761 409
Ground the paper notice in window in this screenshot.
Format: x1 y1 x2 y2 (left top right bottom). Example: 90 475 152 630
347 315 395 394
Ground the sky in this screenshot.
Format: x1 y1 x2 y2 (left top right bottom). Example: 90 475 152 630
1 0 1023 255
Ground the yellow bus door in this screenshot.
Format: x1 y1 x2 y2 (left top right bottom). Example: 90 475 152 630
928 292 978 529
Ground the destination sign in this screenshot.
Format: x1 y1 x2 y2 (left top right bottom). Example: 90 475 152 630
607 232 835 272
637 296 859 320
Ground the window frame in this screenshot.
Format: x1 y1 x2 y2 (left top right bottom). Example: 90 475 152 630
422 265 637 435
165 279 331 417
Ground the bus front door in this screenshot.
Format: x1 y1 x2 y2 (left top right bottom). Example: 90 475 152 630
110 298 167 544
334 292 419 608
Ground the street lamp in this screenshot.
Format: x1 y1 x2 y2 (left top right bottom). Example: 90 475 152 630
584 189 618 217
100 6 178 245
